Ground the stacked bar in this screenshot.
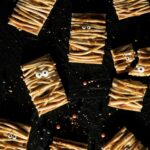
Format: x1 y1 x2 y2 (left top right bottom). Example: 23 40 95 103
21 54 68 116
68 13 107 64
113 0 150 20
0 119 30 150
129 47 150 76
8 0 56 35
50 137 87 150
108 78 147 112
111 44 136 74
102 127 147 150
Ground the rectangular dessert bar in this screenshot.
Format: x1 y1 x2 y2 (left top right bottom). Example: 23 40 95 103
0 119 31 150
108 78 147 112
111 44 136 74
8 0 56 35
129 47 150 76
113 0 150 20
102 127 147 150
68 13 107 65
21 54 68 116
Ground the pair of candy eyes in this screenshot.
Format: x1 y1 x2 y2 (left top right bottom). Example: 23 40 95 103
82 25 91 30
7 133 17 140
35 70 49 78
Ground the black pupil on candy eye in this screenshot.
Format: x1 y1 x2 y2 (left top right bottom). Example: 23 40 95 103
139 67 143 71
87 26 91 29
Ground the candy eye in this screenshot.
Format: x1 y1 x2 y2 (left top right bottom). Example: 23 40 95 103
35 71 42 78
7 133 13 139
82 25 86 30
42 70 49 77
87 25 91 30
126 56 132 61
137 66 145 73
12 134 17 140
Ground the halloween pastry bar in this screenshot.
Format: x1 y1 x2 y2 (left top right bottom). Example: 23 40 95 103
111 44 136 74
68 13 107 65
108 78 147 112
0 119 30 150
113 0 150 20
8 0 56 35
21 54 68 116
50 137 87 150
102 127 147 150
129 47 150 76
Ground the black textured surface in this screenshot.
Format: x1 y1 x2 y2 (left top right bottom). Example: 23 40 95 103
0 0 150 149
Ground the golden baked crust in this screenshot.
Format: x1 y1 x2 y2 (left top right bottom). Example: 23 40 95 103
0 119 30 150
129 47 150 76
108 78 147 112
68 13 106 64
102 127 147 150
8 0 56 35
21 54 68 116
111 44 136 74
113 0 150 20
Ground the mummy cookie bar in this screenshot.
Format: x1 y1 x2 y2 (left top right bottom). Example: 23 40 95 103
111 44 136 74
102 127 147 150
108 78 147 112
50 137 87 150
129 47 150 76
113 0 150 20
8 0 56 35
21 54 68 116
68 13 107 65
0 119 30 150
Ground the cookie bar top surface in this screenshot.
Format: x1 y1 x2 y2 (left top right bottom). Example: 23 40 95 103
0 119 31 150
68 13 106 65
102 127 146 150
21 54 68 116
111 44 136 74
129 47 150 76
108 78 147 112
113 0 150 20
8 0 56 35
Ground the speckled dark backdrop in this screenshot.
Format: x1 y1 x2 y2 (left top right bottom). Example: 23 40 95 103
0 0 150 150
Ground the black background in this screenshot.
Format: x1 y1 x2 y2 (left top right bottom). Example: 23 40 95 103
0 0 150 149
